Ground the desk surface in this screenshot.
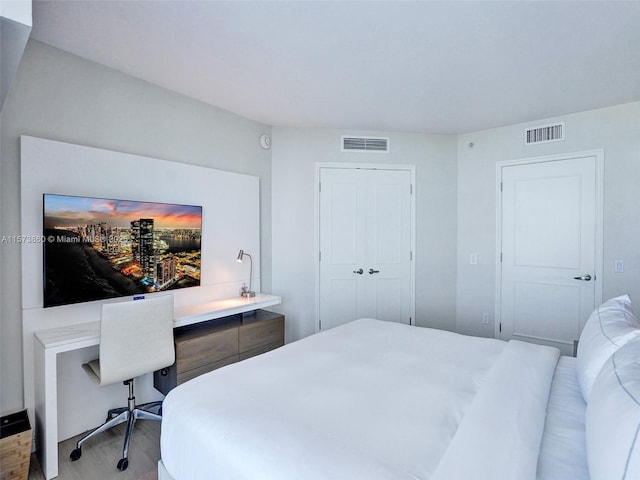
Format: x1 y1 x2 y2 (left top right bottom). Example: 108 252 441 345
34 293 281 350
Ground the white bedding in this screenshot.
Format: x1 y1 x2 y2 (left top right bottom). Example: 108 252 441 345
161 319 560 480
537 356 589 480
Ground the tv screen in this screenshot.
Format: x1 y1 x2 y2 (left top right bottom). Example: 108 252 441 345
43 194 202 308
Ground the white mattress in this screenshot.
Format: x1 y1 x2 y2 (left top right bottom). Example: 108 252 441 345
161 319 562 480
537 356 589 480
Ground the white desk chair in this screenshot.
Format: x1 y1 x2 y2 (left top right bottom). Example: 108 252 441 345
69 295 175 471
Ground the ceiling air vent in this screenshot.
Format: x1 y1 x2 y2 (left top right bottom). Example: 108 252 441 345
342 136 390 153
525 123 564 145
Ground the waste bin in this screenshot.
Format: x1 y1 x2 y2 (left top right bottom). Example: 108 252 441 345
0 410 32 480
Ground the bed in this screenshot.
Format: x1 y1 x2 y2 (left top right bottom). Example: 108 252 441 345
159 295 640 480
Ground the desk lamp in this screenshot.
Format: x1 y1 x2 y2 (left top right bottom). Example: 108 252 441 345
237 249 255 298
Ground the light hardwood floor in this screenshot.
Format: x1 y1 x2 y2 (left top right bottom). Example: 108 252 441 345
28 420 160 480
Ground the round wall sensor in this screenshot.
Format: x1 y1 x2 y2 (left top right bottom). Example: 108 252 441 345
259 134 271 150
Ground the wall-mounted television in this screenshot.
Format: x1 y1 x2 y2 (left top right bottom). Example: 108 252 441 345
43 194 202 308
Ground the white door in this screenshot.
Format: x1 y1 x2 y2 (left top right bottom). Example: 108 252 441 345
319 167 413 330
499 154 602 354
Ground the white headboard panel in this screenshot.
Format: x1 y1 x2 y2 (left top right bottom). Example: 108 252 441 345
20 135 261 441
21 135 260 311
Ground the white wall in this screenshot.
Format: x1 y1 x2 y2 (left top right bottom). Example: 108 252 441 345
0 0 32 25
0 40 272 417
0 0 32 109
271 127 457 342
456 102 640 337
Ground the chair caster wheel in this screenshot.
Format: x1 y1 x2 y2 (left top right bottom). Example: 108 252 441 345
117 458 129 471
70 448 82 461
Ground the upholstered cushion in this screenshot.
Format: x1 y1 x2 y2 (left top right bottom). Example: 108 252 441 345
576 294 640 402
82 359 101 384
585 335 640 480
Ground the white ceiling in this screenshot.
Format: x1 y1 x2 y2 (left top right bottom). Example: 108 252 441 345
30 1 640 134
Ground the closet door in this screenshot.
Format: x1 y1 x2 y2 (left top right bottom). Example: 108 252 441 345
318 167 413 330
319 168 367 328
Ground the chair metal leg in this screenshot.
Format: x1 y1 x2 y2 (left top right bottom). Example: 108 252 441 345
69 410 130 461
137 400 163 415
120 407 163 466
70 379 165 471
107 406 128 421
118 410 137 471
76 410 129 449
133 407 162 422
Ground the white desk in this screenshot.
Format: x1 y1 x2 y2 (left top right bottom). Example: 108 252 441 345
33 294 281 480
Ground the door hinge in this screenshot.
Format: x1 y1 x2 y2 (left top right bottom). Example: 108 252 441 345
410 317 412 326
410 250 413 261
410 184 413 195
499 323 502 333
500 252 503 262
319 182 321 192
319 251 321 261
500 182 503 192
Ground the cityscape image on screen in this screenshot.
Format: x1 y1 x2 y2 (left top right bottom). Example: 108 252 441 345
43 194 202 308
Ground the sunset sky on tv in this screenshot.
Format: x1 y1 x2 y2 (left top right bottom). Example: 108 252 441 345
44 194 202 229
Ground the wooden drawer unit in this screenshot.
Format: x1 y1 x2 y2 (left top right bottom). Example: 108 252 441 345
176 354 239 385
154 310 284 394
176 324 238 373
239 310 285 354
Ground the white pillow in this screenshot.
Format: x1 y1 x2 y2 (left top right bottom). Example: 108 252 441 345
585 335 640 480
576 294 640 402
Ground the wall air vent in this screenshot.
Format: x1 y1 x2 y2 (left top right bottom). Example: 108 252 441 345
525 123 564 145
342 136 390 153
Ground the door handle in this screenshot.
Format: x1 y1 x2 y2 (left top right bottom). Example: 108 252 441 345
369 269 380 274
353 268 363 275
573 274 592 281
